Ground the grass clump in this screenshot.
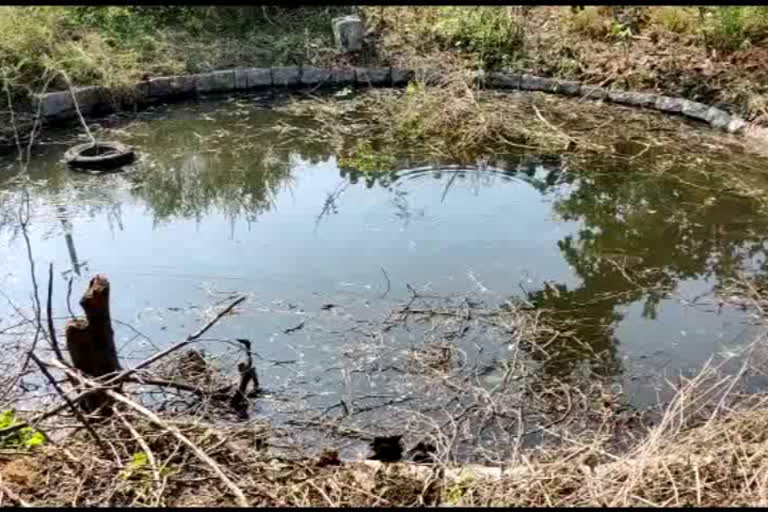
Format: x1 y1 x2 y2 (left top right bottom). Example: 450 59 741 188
566 6 614 40
361 6 523 70
646 6 699 35
0 6 350 96
703 6 768 51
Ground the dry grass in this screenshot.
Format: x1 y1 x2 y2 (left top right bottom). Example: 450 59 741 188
2 345 768 506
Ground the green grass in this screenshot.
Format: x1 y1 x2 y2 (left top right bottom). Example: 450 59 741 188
0 6 351 95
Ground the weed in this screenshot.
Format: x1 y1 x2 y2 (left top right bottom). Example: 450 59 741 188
702 7 768 51
566 6 613 40
0 410 45 449
338 139 396 173
646 7 698 35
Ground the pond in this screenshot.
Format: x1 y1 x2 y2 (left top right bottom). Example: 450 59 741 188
1 90 768 458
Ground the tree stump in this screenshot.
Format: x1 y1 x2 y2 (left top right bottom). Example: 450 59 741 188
65 274 121 413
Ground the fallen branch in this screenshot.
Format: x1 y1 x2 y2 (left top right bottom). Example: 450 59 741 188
0 296 247 440
56 361 249 507
0 477 30 508
29 351 109 457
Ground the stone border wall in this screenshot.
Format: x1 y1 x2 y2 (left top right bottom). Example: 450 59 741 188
31 66 768 140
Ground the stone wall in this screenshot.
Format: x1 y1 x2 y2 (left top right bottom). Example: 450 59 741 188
31 67 756 138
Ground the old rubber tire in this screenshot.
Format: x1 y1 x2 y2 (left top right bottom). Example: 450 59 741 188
64 141 135 171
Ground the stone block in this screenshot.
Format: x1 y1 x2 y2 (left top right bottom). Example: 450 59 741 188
332 67 356 85
196 70 235 94
73 86 106 113
680 99 711 122
355 67 391 86
391 68 414 86
272 67 300 87
37 91 73 119
553 79 581 96
485 72 521 90
608 90 658 108
149 75 196 99
580 86 608 101
654 95 684 114
301 67 332 86
706 106 732 130
726 117 748 134
245 68 271 88
234 68 248 90
333 15 365 52
36 86 107 120
520 74 557 93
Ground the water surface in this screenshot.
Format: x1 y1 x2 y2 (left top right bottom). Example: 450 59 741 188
1 93 767 421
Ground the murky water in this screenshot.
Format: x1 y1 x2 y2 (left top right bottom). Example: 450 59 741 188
2 92 768 427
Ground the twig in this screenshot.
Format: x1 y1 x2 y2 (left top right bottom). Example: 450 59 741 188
109 389 249 506
66 277 75 318
60 70 96 147
28 351 108 456
0 296 247 439
0 476 30 508
46 263 65 361
117 410 161 494
57 362 249 506
379 267 391 299
102 295 246 385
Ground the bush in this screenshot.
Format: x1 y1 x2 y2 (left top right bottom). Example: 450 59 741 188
647 7 699 35
433 7 523 69
566 6 613 40
704 7 768 51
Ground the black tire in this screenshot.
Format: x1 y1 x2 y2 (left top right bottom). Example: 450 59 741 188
64 141 135 171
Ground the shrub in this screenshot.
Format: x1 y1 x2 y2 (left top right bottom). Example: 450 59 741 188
433 7 524 69
704 7 768 51
647 7 699 35
566 6 613 40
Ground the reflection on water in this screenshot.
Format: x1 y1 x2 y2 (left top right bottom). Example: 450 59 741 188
1 96 768 409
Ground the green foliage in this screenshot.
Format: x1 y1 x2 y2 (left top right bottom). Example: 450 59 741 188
647 7 699 34
703 6 768 51
338 140 396 173
0 410 45 449
433 7 523 69
567 6 612 40
0 6 345 95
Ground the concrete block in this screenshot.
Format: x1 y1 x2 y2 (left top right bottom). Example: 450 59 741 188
333 15 365 52
37 91 73 118
553 79 580 96
706 106 732 130
520 74 557 93
391 68 413 86
580 86 608 101
485 72 522 90
272 67 300 87
726 117 748 134
681 99 711 122
245 68 271 89
73 86 106 114
332 67 356 85
301 67 332 86
655 95 684 114
608 90 658 108
149 75 196 99
234 68 248 90
196 70 235 94
355 67 391 86
36 86 107 120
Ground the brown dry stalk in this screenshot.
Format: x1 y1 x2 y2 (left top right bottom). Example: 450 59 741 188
55 361 250 507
